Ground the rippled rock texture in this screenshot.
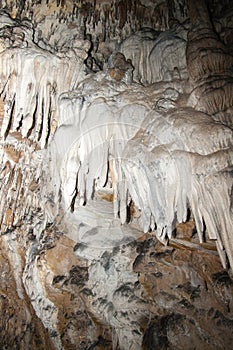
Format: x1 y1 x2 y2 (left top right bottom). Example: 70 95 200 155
0 0 233 349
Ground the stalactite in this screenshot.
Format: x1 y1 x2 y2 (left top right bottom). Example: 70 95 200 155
0 2 232 349
0 11 88 146
48 63 233 269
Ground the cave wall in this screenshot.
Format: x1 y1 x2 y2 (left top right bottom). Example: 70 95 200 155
0 0 233 349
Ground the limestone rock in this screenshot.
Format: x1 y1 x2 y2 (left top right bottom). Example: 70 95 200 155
0 1 232 349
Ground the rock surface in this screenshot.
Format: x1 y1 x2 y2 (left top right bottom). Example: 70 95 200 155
0 1 233 349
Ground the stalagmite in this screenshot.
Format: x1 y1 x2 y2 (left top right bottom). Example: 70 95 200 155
186 0 233 125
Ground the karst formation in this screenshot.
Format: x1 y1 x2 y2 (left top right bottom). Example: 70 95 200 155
0 0 233 349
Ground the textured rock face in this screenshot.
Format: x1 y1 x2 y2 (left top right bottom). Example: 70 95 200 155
186 0 233 126
0 0 233 349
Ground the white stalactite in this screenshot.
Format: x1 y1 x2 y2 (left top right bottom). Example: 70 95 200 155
50 72 233 269
0 9 232 273
0 12 88 146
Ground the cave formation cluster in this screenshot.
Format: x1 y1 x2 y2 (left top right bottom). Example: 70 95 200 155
0 0 233 349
